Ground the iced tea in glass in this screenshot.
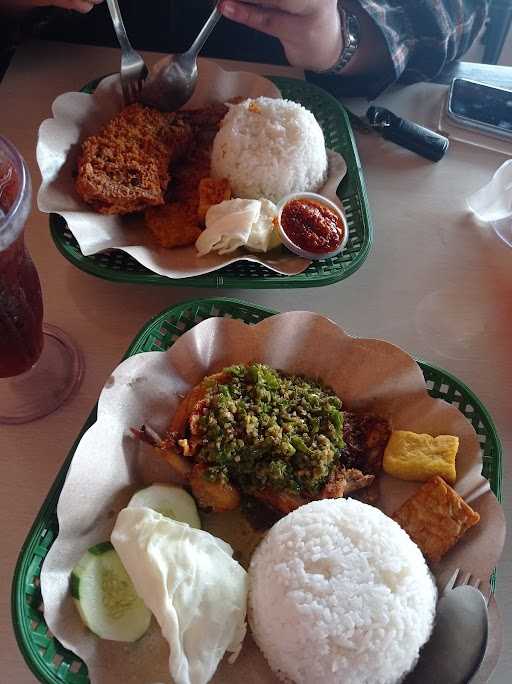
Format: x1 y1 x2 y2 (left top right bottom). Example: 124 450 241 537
0 141 44 376
0 136 83 423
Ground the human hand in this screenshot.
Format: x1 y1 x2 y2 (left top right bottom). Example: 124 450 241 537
4 0 103 13
218 0 342 71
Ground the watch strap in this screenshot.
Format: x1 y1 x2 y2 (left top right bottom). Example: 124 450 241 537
318 3 361 75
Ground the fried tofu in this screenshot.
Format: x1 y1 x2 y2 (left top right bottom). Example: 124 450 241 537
76 103 192 214
384 431 459 484
392 476 480 563
145 201 202 248
198 177 231 222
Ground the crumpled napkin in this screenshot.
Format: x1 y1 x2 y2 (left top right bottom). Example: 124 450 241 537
467 159 512 247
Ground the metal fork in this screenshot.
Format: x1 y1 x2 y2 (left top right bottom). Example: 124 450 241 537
405 567 490 683
443 567 493 605
106 0 148 105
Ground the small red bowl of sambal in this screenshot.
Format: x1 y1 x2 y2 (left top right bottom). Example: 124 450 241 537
277 192 348 260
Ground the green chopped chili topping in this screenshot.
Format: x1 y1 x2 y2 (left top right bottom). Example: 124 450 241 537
194 363 344 495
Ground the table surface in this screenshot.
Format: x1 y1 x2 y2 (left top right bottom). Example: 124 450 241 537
1 40 510 684
439 59 512 88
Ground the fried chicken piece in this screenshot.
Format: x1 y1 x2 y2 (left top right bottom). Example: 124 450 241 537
105 104 192 186
76 140 164 214
392 476 480 563
147 103 227 230
145 201 202 248
342 412 392 474
170 371 230 436
131 424 192 485
169 145 212 202
198 177 231 222
179 103 229 150
181 103 229 131
189 463 241 512
320 466 375 499
76 103 192 215
253 489 308 515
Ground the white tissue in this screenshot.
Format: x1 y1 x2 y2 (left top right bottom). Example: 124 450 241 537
467 159 512 246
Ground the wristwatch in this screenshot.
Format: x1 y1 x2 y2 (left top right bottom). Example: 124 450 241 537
320 3 361 74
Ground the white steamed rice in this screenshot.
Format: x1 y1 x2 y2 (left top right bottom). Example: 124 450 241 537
211 97 328 203
249 499 437 684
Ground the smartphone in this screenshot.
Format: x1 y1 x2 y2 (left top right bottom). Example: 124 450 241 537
447 78 512 141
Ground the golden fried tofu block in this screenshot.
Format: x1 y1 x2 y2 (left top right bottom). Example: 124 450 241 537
383 431 459 484
197 177 231 222
392 476 480 563
145 202 201 248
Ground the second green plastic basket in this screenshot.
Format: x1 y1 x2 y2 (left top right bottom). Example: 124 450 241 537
12 298 502 684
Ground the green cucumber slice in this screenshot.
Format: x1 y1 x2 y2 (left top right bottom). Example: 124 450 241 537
71 542 151 642
128 484 201 529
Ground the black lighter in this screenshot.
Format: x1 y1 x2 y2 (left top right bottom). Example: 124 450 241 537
366 106 450 162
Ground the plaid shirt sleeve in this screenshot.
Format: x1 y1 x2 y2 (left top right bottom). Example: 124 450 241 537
359 0 489 87
309 0 488 98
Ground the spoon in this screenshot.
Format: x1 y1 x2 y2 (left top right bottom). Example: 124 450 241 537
141 4 222 111
404 586 488 684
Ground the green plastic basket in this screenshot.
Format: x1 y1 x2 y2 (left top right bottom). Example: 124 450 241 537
49 76 373 288
12 298 503 684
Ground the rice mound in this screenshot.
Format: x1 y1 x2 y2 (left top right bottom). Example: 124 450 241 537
211 97 328 203
248 499 437 684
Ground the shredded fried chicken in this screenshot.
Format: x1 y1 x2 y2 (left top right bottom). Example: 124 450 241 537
76 103 192 214
145 200 202 248
198 177 231 223
76 101 232 248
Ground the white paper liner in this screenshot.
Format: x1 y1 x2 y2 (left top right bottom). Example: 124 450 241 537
36 62 348 278
40 312 505 684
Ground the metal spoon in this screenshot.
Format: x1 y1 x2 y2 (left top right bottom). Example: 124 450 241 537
404 586 489 684
141 4 222 111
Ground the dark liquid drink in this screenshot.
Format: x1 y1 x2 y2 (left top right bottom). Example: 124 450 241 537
0 158 44 377
0 136 82 423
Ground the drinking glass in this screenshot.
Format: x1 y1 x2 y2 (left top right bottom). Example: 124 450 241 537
0 136 83 424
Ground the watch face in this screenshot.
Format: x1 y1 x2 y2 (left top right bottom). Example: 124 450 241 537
346 13 361 44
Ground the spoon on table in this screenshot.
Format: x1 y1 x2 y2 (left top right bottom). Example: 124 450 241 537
140 4 222 111
404 585 489 684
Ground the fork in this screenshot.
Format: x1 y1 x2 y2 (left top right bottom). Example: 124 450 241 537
443 567 493 605
405 567 490 683
106 0 148 105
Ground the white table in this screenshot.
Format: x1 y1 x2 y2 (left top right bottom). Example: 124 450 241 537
1 40 510 683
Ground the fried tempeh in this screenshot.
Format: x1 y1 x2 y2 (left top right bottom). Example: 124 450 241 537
392 475 480 563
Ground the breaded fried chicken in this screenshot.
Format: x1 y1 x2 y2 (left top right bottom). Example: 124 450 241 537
145 201 202 248
76 103 192 215
144 103 231 247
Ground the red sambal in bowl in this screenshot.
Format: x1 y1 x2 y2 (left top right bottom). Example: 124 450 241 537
277 192 348 260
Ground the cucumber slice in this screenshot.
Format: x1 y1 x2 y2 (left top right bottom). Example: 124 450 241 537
71 542 151 642
128 484 201 529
